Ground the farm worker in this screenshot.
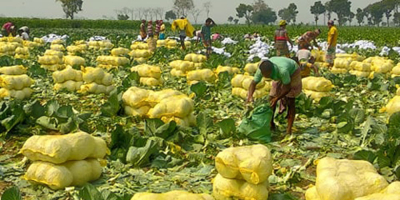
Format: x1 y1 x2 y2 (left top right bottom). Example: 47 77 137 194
297 29 321 50
200 18 217 59
159 20 166 40
18 26 30 40
1 22 16 37
194 30 202 45
171 17 195 50
212 32 223 41
326 20 338 68
246 57 302 135
296 48 319 77
274 20 293 57
139 20 147 41
147 20 154 38
155 20 161 39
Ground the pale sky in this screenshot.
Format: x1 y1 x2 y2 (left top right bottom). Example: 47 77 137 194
0 0 380 24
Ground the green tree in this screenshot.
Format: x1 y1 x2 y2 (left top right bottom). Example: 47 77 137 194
228 16 234 23
382 0 395 26
173 0 194 17
252 0 268 13
393 12 400 25
325 1 332 24
236 4 253 26
234 19 239 24
288 3 299 24
278 8 291 22
356 8 365 26
56 0 83 19
117 14 129 20
252 7 277 25
165 10 177 21
310 1 326 26
328 0 352 26
348 12 355 26
365 2 384 26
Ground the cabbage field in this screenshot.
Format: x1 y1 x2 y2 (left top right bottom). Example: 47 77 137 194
1 25 400 200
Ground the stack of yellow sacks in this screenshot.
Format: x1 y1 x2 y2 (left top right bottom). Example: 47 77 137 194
185 53 207 64
129 48 152 64
53 65 83 92
38 50 64 71
349 61 372 78
355 182 400 200
20 131 109 190
215 65 240 76
0 39 19 56
302 77 334 101
170 60 199 77
187 69 216 85
244 62 260 75
157 39 186 48
130 41 148 50
131 64 163 86
66 40 88 55
23 38 45 48
63 55 86 66
213 145 272 200
14 46 30 59
96 55 130 70
50 39 65 52
391 63 400 78
79 67 114 94
331 57 351 74
0 65 33 99
131 190 213 200
88 40 114 50
122 87 196 127
363 56 394 74
231 74 271 99
305 157 396 200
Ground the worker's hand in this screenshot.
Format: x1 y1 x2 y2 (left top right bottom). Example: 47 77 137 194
270 97 279 108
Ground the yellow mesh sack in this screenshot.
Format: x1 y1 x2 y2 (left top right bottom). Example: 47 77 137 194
140 77 163 86
302 77 334 92
244 62 259 74
111 47 130 56
122 87 151 108
147 95 194 119
215 144 272 184
79 83 114 94
0 74 34 90
305 157 389 200
63 55 85 66
20 131 109 164
215 65 240 75
147 89 183 106
54 80 83 92
24 159 102 190
212 174 269 200
0 88 32 99
52 65 83 83
0 65 27 75
125 106 150 117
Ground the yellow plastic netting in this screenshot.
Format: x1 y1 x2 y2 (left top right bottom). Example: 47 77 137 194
20 131 109 164
213 174 269 200
131 190 214 200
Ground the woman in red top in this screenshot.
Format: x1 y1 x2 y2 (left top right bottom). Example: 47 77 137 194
274 20 293 57
1 22 16 37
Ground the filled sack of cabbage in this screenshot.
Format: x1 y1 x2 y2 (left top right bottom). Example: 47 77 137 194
0 65 27 75
129 49 152 58
302 77 334 92
122 87 152 108
305 157 389 200
391 64 400 78
63 55 85 66
231 74 265 90
52 65 83 83
215 65 240 75
139 77 163 86
303 89 331 102
38 55 61 65
173 61 197 73
187 69 216 85
146 89 183 107
215 144 272 184
53 80 83 92
244 62 259 75
330 67 348 74
349 70 371 78
184 53 206 63
333 58 351 69
24 159 102 190
0 74 34 90
0 87 32 99
161 113 196 127
20 131 109 164
380 96 400 115
131 190 214 200
131 64 161 79
44 49 64 58
111 47 130 56
147 95 194 119
81 67 113 86
350 61 372 72
354 182 400 200
124 105 151 117
79 83 114 94
213 174 269 200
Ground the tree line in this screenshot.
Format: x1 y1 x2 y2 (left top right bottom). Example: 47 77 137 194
56 0 400 26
